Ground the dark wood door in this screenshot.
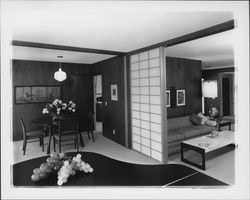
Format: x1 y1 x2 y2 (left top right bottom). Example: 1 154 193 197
70 75 94 132
222 77 230 116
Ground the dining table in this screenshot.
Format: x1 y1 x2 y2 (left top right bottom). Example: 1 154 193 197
33 116 84 154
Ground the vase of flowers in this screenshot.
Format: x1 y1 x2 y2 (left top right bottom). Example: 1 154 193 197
42 99 76 124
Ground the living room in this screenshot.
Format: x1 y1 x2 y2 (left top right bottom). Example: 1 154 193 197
1 1 249 200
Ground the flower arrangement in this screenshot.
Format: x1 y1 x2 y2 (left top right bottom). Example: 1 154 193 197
42 99 76 116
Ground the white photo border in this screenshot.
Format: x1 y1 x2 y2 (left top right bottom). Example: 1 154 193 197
111 84 118 101
176 89 185 106
166 90 170 107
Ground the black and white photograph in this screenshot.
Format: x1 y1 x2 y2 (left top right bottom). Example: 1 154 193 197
1 1 249 200
176 89 185 106
111 84 118 101
166 90 170 107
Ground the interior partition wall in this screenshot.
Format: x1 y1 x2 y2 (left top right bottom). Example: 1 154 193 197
129 47 167 163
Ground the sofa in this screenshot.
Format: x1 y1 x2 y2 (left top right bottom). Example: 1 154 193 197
167 115 217 156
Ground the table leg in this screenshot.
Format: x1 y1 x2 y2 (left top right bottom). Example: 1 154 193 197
79 132 84 147
181 143 206 170
47 126 52 155
181 143 184 162
201 151 206 170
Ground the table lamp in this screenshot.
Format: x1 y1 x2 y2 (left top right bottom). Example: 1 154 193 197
202 80 218 117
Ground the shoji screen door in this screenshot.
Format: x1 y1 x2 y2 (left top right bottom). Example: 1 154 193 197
130 47 167 162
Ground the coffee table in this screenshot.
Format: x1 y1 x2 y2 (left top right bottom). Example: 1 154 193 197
181 130 235 170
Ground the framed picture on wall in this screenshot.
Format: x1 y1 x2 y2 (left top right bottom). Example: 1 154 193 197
111 84 118 101
14 85 61 104
166 90 170 107
15 86 32 104
176 89 185 106
47 86 61 101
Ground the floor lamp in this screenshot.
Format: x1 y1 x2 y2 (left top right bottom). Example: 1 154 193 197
202 80 218 115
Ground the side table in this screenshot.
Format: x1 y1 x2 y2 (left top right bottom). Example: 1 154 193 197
217 119 231 131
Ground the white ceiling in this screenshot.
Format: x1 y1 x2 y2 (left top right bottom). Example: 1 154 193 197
166 30 235 69
3 1 234 65
12 46 115 64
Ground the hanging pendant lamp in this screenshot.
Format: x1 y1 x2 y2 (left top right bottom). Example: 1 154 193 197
54 56 67 82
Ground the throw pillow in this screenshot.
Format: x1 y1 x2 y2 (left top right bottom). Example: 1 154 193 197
189 113 201 125
205 120 217 127
197 112 209 125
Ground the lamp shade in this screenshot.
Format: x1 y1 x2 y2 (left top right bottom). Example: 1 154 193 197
54 68 67 82
202 80 218 98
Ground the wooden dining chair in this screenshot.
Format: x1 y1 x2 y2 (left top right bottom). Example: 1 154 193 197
81 112 95 142
20 118 46 155
53 117 80 153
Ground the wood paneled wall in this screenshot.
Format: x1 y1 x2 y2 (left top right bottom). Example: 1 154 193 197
166 57 202 118
12 60 92 141
92 56 126 146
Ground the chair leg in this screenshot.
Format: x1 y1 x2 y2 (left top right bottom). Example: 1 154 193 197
53 137 56 152
39 138 42 147
76 135 79 152
79 132 84 147
87 131 91 140
41 137 44 152
23 140 27 155
59 140 61 153
91 131 95 142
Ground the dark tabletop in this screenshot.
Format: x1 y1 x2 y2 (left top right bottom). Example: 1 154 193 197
12 151 228 187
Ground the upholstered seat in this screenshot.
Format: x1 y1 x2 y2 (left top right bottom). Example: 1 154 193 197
193 125 216 134
168 131 185 143
26 130 46 137
175 127 202 138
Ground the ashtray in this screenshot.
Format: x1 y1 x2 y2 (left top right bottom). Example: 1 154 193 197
207 132 219 138
198 142 211 147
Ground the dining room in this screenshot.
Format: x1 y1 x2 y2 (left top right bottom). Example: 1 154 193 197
12 53 128 154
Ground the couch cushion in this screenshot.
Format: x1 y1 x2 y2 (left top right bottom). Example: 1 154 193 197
168 146 181 156
205 120 217 127
168 130 185 143
193 125 216 134
167 116 193 131
175 127 202 138
197 112 209 125
167 140 182 148
189 113 202 125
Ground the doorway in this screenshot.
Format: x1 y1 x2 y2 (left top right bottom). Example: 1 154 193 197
70 75 94 133
93 75 103 135
220 73 234 117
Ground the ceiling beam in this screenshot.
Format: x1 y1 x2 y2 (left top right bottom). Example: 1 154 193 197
128 19 235 55
12 40 126 56
12 20 234 57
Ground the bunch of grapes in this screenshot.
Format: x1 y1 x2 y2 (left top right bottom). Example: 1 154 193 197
57 154 93 186
31 153 66 182
31 153 94 185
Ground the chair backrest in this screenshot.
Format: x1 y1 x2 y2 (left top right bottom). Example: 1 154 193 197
87 112 95 131
58 117 78 137
19 118 27 140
